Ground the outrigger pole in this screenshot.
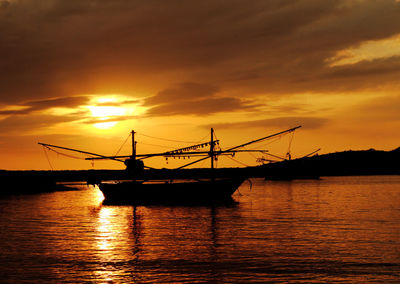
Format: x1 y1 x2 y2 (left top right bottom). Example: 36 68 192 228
38 142 126 163
176 125 302 169
85 149 269 160
225 126 301 152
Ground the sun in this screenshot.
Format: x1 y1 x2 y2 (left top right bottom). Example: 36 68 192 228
86 96 127 129
88 105 126 117
87 105 126 129
83 95 146 130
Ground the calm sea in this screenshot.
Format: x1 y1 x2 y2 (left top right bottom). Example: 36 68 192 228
0 176 399 283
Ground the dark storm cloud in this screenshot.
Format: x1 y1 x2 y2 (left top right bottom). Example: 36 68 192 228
268 104 317 115
1 0 400 109
0 96 92 132
209 117 328 130
0 1 10 9
145 83 219 106
0 96 89 115
0 113 83 134
147 96 258 116
144 82 260 116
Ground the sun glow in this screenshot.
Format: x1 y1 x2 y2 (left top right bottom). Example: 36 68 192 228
80 95 147 130
87 105 126 129
86 96 129 129
88 105 126 117
93 121 118 129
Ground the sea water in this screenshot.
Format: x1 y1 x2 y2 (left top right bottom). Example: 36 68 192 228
0 176 399 283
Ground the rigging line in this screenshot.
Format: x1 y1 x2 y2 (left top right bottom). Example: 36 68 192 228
227 156 249 167
248 136 283 149
287 131 295 152
213 130 221 151
264 152 285 160
136 132 200 144
196 133 211 143
139 142 176 149
243 145 259 160
198 158 207 168
246 135 285 149
42 147 54 170
46 147 88 160
213 129 218 142
286 131 295 159
114 132 132 156
221 130 277 149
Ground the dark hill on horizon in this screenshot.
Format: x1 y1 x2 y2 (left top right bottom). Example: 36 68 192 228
262 147 400 179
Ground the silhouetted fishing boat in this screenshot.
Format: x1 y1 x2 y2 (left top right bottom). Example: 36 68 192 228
94 128 265 203
263 151 321 181
39 126 301 203
99 177 245 204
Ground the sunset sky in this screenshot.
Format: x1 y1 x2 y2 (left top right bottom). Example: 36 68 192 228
1 0 400 170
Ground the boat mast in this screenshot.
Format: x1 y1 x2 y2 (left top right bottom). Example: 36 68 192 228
210 128 214 170
125 130 145 173
131 130 136 160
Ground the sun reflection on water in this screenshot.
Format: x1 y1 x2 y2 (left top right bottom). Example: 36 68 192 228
92 204 138 282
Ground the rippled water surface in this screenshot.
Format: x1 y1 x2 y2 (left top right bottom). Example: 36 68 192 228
1 176 400 283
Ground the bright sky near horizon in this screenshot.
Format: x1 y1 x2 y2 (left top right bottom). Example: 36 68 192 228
0 0 399 170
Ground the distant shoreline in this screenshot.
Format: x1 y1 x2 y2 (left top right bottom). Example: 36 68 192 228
262 147 400 179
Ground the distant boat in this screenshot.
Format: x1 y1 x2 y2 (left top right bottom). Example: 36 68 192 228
39 126 301 203
263 153 321 181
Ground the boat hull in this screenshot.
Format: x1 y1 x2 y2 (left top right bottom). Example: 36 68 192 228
99 178 245 204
